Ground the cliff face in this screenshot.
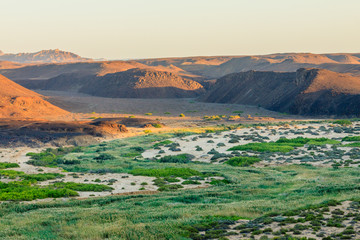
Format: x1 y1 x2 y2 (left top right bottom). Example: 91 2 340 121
79 68 205 98
202 68 360 116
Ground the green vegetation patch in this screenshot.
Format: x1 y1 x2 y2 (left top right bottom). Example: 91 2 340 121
1 164 360 237
0 170 24 179
342 136 360 142
181 215 241 239
333 119 352 126
22 173 65 182
228 142 295 153
229 137 340 153
277 137 339 146
0 170 64 181
158 184 184 192
53 182 113 192
225 156 261 167
26 147 83 167
343 142 360 147
129 168 203 178
0 181 78 201
153 140 173 148
158 154 195 164
0 162 20 169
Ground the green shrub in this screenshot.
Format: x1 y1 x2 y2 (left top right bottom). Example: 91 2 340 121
94 153 115 162
0 170 24 179
153 140 173 148
0 181 78 201
342 136 360 142
22 173 64 181
225 156 261 167
158 154 195 163
343 142 360 147
26 152 58 167
158 184 183 192
129 168 203 178
0 162 20 169
209 179 231 185
228 143 294 153
53 182 113 192
276 137 339 146
333 119 352 126
182 180 201 185
26 147 83 167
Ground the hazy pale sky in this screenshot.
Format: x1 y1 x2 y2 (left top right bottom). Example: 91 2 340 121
1 0 359 59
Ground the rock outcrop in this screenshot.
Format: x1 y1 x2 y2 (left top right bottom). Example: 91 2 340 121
79 68 205 98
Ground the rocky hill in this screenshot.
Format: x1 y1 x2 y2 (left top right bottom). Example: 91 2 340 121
79 68 205 98
137 53 360 78
202 68 360 116
2 52 360 92
0 74 68 118
0 49 91 63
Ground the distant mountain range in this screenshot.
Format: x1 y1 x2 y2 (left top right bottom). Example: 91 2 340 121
0 49 92 63
1 50 360 116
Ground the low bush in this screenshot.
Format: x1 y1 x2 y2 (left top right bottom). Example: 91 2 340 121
182 180 201 185
0 170 24 179
225 156 261 167
158 184 183 192
94 153 115 162
129 168 203 178
26 147 83 167
333 120 352 126
228 143 294 153
158 154 195 163
53 182 113 192
276 137 339 146
0 181 78 201
22 173 64 181
209 179 231 185
342 136 360 142
0 162 20 169
153 140 173 148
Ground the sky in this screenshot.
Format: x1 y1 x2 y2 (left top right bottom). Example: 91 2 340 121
1 0 360 59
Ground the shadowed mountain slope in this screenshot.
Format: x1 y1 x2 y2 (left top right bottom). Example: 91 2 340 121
202 68 360 116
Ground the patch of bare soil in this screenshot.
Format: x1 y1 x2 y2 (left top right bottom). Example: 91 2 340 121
0 118 163 147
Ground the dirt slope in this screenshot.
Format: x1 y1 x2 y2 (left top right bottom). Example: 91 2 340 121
79 68 205 98
202 68 360 116
0 74 68 118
